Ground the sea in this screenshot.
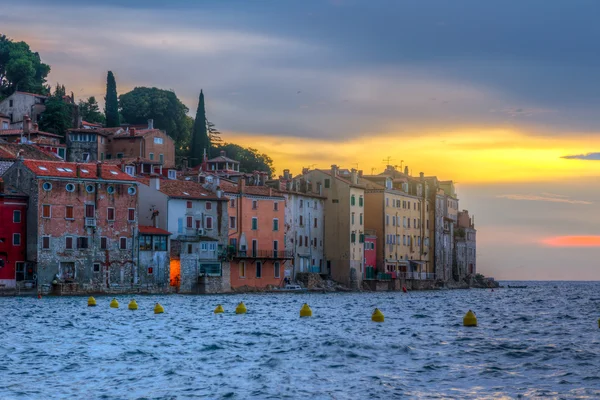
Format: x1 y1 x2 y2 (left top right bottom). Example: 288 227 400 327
1 281 599 399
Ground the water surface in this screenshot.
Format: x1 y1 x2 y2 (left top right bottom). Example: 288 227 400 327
1 281 599 399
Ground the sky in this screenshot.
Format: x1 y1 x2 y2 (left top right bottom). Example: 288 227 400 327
3 0 600 280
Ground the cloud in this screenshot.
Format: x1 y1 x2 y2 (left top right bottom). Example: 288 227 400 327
561 152 600 160
496 194 592 205
540 236 600 248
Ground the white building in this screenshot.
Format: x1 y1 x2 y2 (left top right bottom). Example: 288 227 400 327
0 92 47 128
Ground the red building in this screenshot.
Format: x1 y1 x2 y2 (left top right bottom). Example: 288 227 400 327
0 178 28 290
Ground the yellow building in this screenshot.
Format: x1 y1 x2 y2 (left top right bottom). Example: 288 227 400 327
301 166 366 288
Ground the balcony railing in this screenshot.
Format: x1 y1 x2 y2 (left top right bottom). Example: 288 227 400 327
231 249 294 260
398 272 436 280
85 217 96 227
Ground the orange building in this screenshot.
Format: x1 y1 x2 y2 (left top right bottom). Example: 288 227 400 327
219 179 291 289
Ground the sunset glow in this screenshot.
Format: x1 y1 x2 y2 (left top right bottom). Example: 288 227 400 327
540 236 600 248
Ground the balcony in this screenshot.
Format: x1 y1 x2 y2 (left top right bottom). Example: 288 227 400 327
230 249 294 260
199 262 222 277
85 218 96 227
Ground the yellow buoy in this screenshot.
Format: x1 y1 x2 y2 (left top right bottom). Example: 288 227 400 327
214 304 224 314
128 299 138 310
463 310 477 327
87 296 97 307
300 303 312 317
371 308 385 323
110 298 119 308
154 303 164 314
235 302 247 314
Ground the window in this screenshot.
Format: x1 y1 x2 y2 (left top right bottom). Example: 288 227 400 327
82 153 90 162
13 210 21 223
154 236 167 251
42 204 51 218
42 182 52 191
299 199 303 208
107 208 115 221
13 233 21 246
201 242 208 251
187 216 193 228
196 220 201 229
106 185 115 195
209 242 217 251
100 237 107 250
154 137 164 144
187 201 192 209
352 213 355 225
206 216 213 229
86 184 95 193
403 217 407 227
414 218 416 228
149 153 154 160
64 236 73 250
93 263 101 273
188 244 193 254
9 99 13 107
351 232 356 243
230 199 236 208
239 262 246 278
125 166 135 176
85 204 95 219
385 215 389 226
386 198 389 207
360 213 363 225
42 236 50 249
128 208 135 222
168 170 176 180
274 202 279 211
324 178 330 188
251 217 258 230
77 237 89 249
66 183 75 192
129 186 137 195
117 153 124 159
100 152 105 161
252 200 258 209
206 202 212 210
392 216 395 226
159 154 164 163
314 218 318 228
359 234 365 243
414 203 416 210
274 262 280 278
351 195 356 206
408 219 411 228
230 216 236 229
359 196 364 206
299 215 304 226
256 262 262 278
120 237 127 250
106 154 112 159
273 219 279 231
2 121 7 129
298 236 303 247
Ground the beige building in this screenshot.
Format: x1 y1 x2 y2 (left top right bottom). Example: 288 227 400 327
439 180 459 223
300 165 365 288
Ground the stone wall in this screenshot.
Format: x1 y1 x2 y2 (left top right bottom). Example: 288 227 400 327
296 272 324 289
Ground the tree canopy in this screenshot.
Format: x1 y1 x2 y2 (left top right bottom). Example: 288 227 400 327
39 83 72 136
78 96 105 125
104 71 119 127
189 90 210 167
0 35 50 99
119 86 191 154
213 143 275 176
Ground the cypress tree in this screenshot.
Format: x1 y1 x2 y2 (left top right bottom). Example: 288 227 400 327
104 71 120 127
189 90 210 167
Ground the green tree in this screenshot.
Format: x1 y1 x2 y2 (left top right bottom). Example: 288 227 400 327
0 35 50 99
104 71 119 127
78 96 105 124
39 83 72 136
213 142 275 176
119 86 191 154
189 90 210 167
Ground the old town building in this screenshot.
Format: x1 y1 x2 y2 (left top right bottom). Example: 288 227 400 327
456 210 477 278
137 176 230 293
2 160 139 294
0 178 28 290
0 92 47 128
0 116 66 159
300 166 366 289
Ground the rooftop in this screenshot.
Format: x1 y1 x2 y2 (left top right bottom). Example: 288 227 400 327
22 160 136 182
112 128 166 139
138 177 226 201
0 129 62 138
0 143 60 161
138 225 172 236
104 157 164 166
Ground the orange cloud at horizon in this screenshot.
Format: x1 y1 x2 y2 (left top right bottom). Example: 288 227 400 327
222 127 600 183
540 236 600 248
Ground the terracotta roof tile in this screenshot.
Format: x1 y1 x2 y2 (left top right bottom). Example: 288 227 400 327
22 160 136 181
138 177 226 201
0 143 59 161
0 129 62 138
138 225 172 235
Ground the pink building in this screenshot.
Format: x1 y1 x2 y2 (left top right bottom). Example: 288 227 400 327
364 232 377 279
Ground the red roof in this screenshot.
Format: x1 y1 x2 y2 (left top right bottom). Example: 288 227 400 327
138 225 172 235
0 143 59 161
138 177 226 200
22 160 136 181
0 129 62 138
218 180 285 197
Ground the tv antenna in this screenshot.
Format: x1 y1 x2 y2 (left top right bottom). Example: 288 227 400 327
382 156 395 166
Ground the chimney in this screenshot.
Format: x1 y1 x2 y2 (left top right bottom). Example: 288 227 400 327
283 169 290 180
154 213 159 228
150 176 160 191
148 119 154 130
239 179 245 194
302 167 309 175
76 163 81 178
358 170 363 177
331 164 338 176
216 188 223 198
404 166 409 175
78 116 83 128
220 150 226 157
32 123 38 131
351 168 358 184
23 115 31 134
96 162 102 179
130 128 136 137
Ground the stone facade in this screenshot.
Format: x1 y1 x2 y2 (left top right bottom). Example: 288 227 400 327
0 92 46 128
2 160 139 294
66 129 110 163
